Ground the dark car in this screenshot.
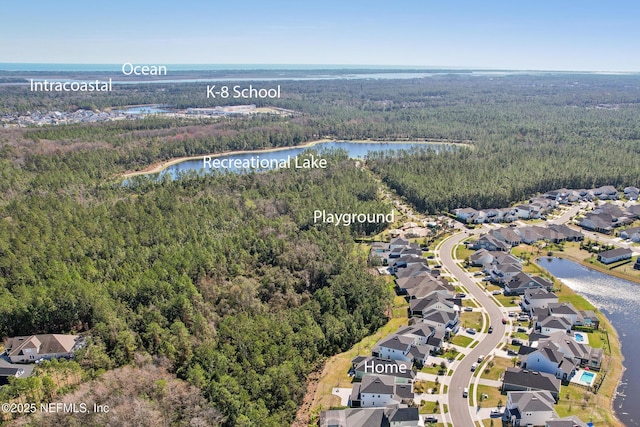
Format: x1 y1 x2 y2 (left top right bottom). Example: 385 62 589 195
488 325 494 333
424 416 438 423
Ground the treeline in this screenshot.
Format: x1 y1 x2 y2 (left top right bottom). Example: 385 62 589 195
369 139 640 213
0 153 392 426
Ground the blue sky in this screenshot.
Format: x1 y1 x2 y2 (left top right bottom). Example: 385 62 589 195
1 1 638 71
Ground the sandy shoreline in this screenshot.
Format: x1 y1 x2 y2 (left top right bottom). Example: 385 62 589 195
119 138 467 178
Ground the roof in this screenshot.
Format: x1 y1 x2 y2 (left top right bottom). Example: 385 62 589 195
508 390 555 412
525 288 558 301
540 316 572 331
385 407 419 423
378 334 414 351
5 334 79 358
548 302 580 316
503 368 561 394
320 408 384 427
598 247 633 259
545 415 589 427
421 308 457 324
360 375 395 395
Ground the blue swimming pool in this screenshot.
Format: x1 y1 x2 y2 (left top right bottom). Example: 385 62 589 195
580 371 595 384
575 333 585 342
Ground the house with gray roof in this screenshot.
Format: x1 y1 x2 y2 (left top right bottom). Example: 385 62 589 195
545 416 589 427
539 316 572 335
349 375 414 408
597 247 633 264
505 273 552 295
520 342 578 381
503 390 557 427
502 367 561 399
522 289 558 313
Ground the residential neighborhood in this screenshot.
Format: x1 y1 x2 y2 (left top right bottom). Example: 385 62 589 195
318 186 640 426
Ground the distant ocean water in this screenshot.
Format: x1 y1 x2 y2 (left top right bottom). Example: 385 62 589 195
0 63 452 72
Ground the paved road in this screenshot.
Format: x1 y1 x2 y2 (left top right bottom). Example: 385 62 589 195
439 231 508 426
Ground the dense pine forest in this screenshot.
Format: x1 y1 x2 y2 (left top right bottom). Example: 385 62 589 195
1 73 640 426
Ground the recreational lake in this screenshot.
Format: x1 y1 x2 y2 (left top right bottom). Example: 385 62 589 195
538 257 640 427
137 141 453 179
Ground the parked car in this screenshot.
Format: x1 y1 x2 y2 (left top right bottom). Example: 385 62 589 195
464 306 473 312
477 355 485 363
502 318 508 324
508 312 516 317
492 290 502 295
467 328 477 335
517 327 527 333
470 363 478 371
488 325 494 333
424 416 438 423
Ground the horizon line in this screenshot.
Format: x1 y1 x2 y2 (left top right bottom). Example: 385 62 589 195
0 62 639 74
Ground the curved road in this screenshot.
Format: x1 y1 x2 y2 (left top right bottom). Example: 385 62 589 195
439 231 507 426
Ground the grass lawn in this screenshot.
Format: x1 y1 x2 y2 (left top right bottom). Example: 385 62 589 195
555 384 611 426
460 311 484 331
455 244 475 262
480 357 513 381
422 363 447 375
477 384 504 408
450 335 474 347
418 400 440 414
415 380 439 394
494 294 520 307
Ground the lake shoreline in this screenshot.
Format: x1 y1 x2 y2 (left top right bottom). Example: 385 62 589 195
119 138 470 178
535 256 626 427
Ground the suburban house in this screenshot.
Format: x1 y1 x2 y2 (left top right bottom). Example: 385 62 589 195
419 308 459 337
469 248 495 267
539 316 572 335
597 247 633 264
502 367 561 400
620 226 640 242
472 234 510 252
535 332 604 371
389 238 410 251
519 342 578 381
502 390 558 427
4 334 85 363
394 324 436 346
320 406 420 427
624 186 640 201
349 375 414 408
522 289 559 313
492 263 524 284
505 273 553 295
408 292 457 317
547 302 583 325
490 228 522 246
579 212 615 234
375 335 415 363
